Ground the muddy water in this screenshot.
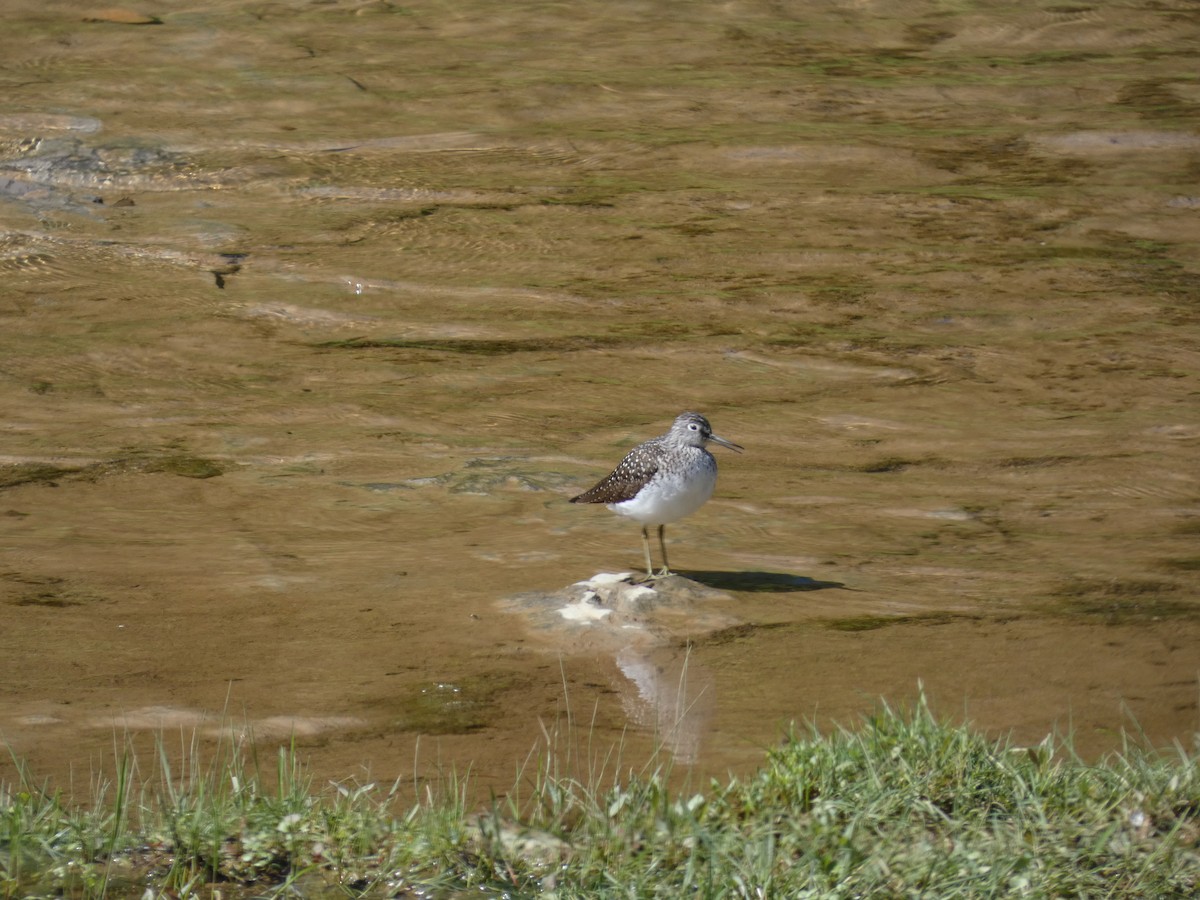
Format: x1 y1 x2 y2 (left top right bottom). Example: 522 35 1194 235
2 1 1198 798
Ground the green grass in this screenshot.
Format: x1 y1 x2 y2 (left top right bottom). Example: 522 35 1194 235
3 692 1197 897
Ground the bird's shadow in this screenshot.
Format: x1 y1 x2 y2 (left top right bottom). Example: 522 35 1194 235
679 570 850 594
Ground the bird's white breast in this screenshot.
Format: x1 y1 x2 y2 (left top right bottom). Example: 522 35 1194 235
607 450 718 525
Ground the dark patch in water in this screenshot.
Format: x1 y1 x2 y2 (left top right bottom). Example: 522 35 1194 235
1049 578 1196 623
0 464 80 490
695 621 790 646
0 454 223 490
2 574 104 608
919 136 1093 186
858 457 919 474
316 335 627 355
12 591 85 608
391 673 525 734
1117 80 1199 121
998 455 1083 468
142 455 225 479
824 612 970 632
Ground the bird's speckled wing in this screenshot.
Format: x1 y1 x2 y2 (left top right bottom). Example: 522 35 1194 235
570 441 661 504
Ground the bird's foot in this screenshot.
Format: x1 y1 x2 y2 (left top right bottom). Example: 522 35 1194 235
635 567 674 583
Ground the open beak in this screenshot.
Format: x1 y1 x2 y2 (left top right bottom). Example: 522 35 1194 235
709 433 744 454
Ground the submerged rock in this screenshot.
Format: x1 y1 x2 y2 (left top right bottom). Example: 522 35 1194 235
501 572 740 653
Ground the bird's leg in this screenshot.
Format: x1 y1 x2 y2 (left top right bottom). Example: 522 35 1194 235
656 524 672 577
640 526 655 579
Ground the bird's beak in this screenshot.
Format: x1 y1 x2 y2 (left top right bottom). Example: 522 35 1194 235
709 434 744 453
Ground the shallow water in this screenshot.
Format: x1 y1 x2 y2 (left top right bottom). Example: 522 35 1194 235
1 0 1198 797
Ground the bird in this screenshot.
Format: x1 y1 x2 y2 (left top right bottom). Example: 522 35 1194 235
571 411 743 578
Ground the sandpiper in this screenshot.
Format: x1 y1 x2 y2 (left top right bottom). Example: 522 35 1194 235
571 411 743 578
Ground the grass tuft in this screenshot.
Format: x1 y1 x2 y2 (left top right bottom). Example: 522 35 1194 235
3 691 1197 896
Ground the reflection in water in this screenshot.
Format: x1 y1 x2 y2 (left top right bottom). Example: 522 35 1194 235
615 646 712 766
501 573 736 762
